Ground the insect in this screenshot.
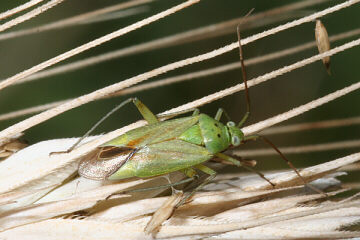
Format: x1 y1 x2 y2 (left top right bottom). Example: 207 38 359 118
61 26 322 205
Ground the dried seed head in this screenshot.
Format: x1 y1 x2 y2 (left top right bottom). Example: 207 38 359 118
145 191 183 236
0 139 27 158
315 19 331 74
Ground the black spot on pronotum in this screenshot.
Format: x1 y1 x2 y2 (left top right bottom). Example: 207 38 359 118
217 134 221 138
214 123 218 127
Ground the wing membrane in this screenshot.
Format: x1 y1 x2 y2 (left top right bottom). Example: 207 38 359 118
78 147 134 180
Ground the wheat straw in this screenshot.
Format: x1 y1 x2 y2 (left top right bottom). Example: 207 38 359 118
1 27 359 122
156 196 360 238
232 139 360 157
0 36 358 145
0 0 65 33
0 0 199 91
0 101 63 121
0 0 154 41
1 1 360 237
242 81 360 135
343 183 360 189
77 7 149 25
110 27 360 95
0 0 45 20
10 0 334 85
0 0 355 90
262 116 360 135
161 38 360 117
13 14 287 85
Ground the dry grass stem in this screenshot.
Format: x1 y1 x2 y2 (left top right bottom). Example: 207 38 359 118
0 0 154 41
156 200 360 238
232 139 360 157
0 0 45 20
242 74 360 135
0 35 357 145
340 163 360 171
77 7 149 25
12 14 292 85
14 25 358 86
0 0 354 91
144 191 183 235
1 1 359 238
108 27 360 96
262 115 360 135
0 101 66 121
0 0 65 33
0 0 199 91
10 0 329 84
1 27 359 123
161 37 360 118
1 142 359 238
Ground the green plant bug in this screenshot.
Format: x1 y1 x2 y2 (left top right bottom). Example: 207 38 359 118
57 23 323 206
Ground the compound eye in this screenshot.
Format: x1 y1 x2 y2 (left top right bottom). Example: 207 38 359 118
232 136 241 146
227 121 235 127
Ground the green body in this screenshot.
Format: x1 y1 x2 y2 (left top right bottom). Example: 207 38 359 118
78 111 244 180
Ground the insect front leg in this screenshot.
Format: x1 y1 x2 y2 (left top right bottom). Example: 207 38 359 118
215 152 275 187
243 134 327 196
120 177 195 194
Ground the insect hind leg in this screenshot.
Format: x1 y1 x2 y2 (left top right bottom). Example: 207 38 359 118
50 98 157 155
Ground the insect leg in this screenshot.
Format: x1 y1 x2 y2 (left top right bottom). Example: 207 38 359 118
181 167 197 178
162 174 184 195
106 175 195 200
192 108 200 116
216 152 275 187
176 164 217 207
132 97 159 124
120 177 195 194
212 156 257 167
244 134 327 196
214 108 231 121
50 98 158 155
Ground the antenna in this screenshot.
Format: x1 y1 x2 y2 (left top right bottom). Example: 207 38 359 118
236 8 253 128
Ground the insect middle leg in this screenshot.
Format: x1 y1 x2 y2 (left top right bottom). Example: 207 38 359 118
215 152 275 187
176 164 217 207
115 168 198 195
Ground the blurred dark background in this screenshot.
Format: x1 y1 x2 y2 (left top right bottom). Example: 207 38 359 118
0 0 359 175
